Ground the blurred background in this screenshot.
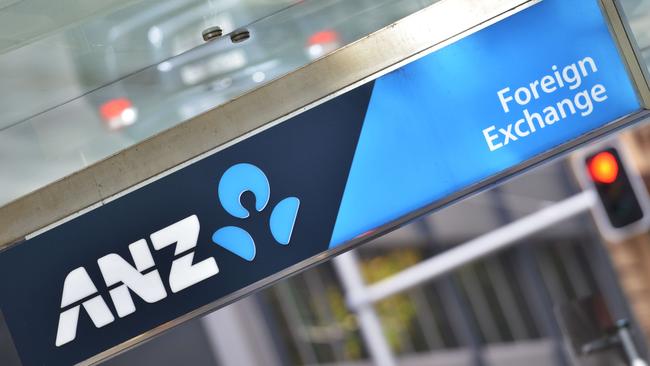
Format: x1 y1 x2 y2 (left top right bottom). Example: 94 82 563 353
4 0 650 365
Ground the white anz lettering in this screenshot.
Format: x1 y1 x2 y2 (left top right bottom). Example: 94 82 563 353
55 214 218 346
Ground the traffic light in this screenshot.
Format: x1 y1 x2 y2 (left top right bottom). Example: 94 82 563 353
574 142 650 242
586 148 644 228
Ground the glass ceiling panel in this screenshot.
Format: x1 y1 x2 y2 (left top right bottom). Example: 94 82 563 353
0 0 437 207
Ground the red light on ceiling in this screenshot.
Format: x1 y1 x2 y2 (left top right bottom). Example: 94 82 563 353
588 151 619 184
308 30 339 46
100 98 132 120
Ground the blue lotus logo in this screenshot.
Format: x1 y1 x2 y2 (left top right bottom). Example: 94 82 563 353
211 163 300 261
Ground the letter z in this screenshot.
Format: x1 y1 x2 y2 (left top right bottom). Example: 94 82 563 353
150 215 219 293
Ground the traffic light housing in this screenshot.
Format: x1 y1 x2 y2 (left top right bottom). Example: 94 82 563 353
586 148 644 228
574 141 650 242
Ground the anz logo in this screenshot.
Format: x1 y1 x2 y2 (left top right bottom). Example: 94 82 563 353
55 163 300 347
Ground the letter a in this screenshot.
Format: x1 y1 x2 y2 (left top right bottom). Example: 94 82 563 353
55 268 114 347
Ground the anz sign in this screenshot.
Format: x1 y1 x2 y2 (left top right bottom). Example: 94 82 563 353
0 0 643 364
0 81 367 366
55 164 300 346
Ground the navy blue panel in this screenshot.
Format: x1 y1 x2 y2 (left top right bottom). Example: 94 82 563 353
0 82 374 366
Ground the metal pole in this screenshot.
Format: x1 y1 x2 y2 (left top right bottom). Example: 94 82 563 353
618 320 649 366
333 251 397 366
416 221 487 366
351 190 597 308
489 187 570 366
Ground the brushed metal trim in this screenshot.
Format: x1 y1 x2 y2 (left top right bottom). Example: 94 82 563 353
600 0 650 109
0 0 538 248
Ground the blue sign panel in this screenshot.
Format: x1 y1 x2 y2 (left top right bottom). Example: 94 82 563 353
0 0 640 365
329 0 639 247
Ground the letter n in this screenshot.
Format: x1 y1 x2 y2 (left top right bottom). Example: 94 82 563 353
98 239 167 318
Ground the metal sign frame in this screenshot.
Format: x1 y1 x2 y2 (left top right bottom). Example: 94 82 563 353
3 0 650 364
601 0 650 108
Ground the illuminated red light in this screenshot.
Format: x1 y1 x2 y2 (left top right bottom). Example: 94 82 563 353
308 30 339 46
100 98 132 120
588 151 619 184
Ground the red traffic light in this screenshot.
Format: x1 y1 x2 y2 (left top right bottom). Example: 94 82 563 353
578 146 650 238
588 151 619 184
